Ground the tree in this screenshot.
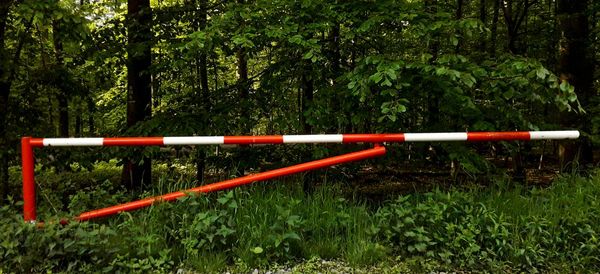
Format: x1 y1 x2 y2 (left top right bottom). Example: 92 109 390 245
123 0 153 190
479 0 487 51
501 0 537 54
0 0 594 197
490 0 500 55
0 2 13 199
52 18 69 137
1 1 33 199
195 0 209 182
557 0 594 164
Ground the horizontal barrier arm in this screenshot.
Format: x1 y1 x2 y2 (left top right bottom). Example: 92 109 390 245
30 130 580 147
72 145 387 222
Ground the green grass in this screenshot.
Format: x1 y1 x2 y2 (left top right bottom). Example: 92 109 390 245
1 166 600 273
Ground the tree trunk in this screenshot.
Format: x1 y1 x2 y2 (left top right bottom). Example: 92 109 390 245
87 96 95 134
426 0 440 128
328 23 345 133
557 0 594 166
237 48 249 133
53 20 69 137
75 102 82 136
502 0 534 55
300 63 313 134
123 0 153 190
0 4 10 199
57 96 69 137
455 0 464 53
300 62 314 193
195 0 209 183
0 2 31 198
236 39 250 177
0 80 9 199
199 0 209 109
479 0 487 51
490 0 499 55
330 24 341 74
426 0 440 60
234 0 250 134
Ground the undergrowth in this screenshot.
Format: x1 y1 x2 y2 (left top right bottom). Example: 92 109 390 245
1 166 599 273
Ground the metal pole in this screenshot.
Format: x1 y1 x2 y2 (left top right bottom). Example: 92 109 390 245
73 145 386 221
21 137 36 222
31 131 580 147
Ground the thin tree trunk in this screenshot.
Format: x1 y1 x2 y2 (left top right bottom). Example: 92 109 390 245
237 48 249 132
57 96 69 137
479 0 487 51
502 0 518 53
490 0 499 55
75 102 82 136
213 58 218 91
426 0 440 128
300 64 313 134
1 2 31 198
236 43 250 177
233 0 251 176
53 20 69 137
455 0 464 53
0 4 10 199
330 24 341 74
235 0 250 134
345 42 356 133
123 0 153 190
300 62 314 192
195 0 209 183
328 23 344 133
87 96 95 134
0 80 9 199
426 0 440 60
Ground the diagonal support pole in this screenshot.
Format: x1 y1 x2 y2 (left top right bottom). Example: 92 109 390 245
71 145 386 222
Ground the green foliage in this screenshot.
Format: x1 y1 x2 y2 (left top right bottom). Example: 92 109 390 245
373 172 600 272
3 170 600 272
0 198 119 272
176 192 237 256
1 0 599 271
3 0 594 183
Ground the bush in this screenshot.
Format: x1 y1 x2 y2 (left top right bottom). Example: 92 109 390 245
0 198 118 272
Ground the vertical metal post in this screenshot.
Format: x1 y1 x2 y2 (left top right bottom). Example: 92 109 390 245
22 137 36 222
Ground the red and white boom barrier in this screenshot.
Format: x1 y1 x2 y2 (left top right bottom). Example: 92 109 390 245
21 130 579 223
27 131 578 147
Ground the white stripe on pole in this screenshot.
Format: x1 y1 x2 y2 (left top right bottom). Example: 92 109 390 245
283 135 343 143
404 132 468 142
43 138 105 146
163 136 225 145
530 130 579 140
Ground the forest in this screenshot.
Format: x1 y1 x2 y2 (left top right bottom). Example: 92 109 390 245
0 0 599 272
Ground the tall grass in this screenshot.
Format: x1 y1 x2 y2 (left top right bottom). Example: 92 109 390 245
1 167 599 272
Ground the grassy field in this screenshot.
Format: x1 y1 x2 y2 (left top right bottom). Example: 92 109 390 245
1 164 599 273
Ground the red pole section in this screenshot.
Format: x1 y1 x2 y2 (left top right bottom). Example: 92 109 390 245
21 137 36 222
103 137 164 146
467 131 530 141
74 145 386 221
